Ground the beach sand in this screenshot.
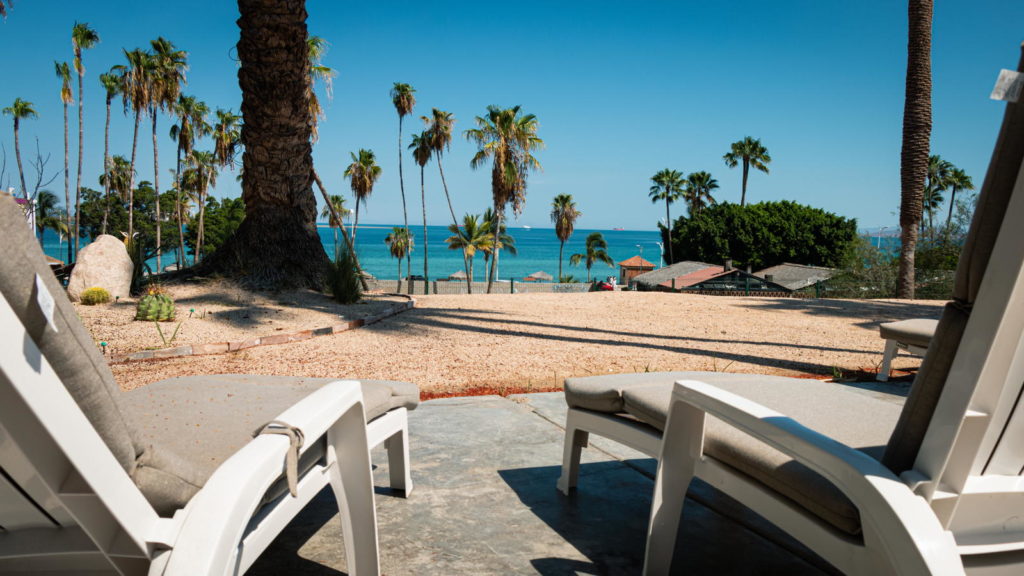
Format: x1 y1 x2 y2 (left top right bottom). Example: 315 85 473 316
97 291 945 396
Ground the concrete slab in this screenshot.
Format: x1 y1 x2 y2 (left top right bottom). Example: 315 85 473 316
248 394 834 575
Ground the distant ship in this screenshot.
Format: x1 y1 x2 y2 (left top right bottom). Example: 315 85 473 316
522 225 532 230
612 227 625 231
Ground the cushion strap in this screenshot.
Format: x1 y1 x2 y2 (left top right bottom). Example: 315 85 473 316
255 420 305 497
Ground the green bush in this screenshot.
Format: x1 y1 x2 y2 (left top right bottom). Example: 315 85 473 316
326 244 362 305
80 287 111 305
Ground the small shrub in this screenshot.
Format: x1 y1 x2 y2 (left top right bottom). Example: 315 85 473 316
326 244 362 305
80 287 111 305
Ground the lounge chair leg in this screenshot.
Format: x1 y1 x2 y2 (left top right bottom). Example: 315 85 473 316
644 399 703 576
878 338 898 382
557 409 590 495
327 404 380 576
384 410 413 497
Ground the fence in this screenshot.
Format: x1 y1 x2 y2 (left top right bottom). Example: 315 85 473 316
365 279 594 295
808 269 955 300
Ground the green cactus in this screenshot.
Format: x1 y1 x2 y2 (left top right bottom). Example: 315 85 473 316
135 293 176 322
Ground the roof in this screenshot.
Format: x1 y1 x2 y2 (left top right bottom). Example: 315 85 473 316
658 267 729 288
753 263 835 291
525 270 553 281
617 255 656 269
448 270 468 280
632 260 718 288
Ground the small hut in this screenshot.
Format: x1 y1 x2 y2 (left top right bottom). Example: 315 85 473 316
617 255 656 285
448 270 468 282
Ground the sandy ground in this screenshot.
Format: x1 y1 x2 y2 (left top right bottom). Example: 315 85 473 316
75 279 407 355
103 291 945 396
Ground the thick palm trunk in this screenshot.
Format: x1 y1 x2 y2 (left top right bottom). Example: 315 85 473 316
558 241 564 281
437 159 472 293
740 160 749 207
13 119 27 200
75 67 85 254
897 0 933 299
127 112 141 240
199 0 329 289
151 111 163 272
421 166 429 295
311 168 369 290
101 96 112 235
664 198 673 265
352 203 360 250
63 103 72 264
398 115 412 293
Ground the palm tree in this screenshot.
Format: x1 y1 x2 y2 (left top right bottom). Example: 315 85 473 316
423 107 473 290
55 61 74 264
170 95 210 266
897 0 933 299
211 108 242 170
320 194 350 256
182 150 218 262
384 227 413 291
723 136 771 207
464 105 544 293
550 194 581 281
99 155 134 216
117 47 152 240
391 82 416 290
922 154 952 235
147 37 188 272
570 231 615 282
71 23 99 255
648 168 684 265
1 98 35 201
409 132 433 293
99 70 121 235
446 213 492 284
684 171 719 217
479 207 518 283
945 167 974 232
34 190 62 243
343 149 382 251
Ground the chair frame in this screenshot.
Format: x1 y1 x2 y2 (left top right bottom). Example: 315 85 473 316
0 293 380 575
878 338 929 382
644 160 1024 575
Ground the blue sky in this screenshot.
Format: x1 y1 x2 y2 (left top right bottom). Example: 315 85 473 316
1 1 1021 231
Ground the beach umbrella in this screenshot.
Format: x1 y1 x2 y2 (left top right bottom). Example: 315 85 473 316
448 270 468 281
526 270 553 282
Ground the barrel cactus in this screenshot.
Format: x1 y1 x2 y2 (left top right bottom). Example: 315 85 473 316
135 293 176 322
79 287 111 305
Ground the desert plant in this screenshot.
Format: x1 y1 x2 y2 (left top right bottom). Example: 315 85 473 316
79 287 111 305
327 243 362 305
155 321 183 347
135 292 176 321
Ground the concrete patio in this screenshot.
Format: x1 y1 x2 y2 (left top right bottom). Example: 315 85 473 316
248 388 904 575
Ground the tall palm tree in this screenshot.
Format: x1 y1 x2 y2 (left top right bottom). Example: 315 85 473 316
320 193 350 256
71 23 99 254
55 61 74 264
343 149 382 251
945 167 974 232
570 231 615 282
306 36 336 143
116 47 153 240
922 154 952 235
409 132 433 293
446 213 492 284
897 0 933 299
648 168 684 265
723 136 771 207
550 193 581 281
2 98 36 200
423 107 473 290
34 189 62 243
211 108 242 170
464 105 543 293
384 227 413 291
391 82 416 290
479 208 517 284
170 95 210 267
99 70 121 235
147 37 188 272
684 171 719 217
182 150 217 262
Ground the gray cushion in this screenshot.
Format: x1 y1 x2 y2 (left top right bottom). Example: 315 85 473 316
0 196 140 473
879 319 937 349
122 375 419 516
567 372 902 536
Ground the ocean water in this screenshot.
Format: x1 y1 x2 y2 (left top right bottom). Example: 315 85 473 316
39 225 664 282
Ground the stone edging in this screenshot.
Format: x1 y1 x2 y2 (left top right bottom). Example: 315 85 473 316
108 295 416 364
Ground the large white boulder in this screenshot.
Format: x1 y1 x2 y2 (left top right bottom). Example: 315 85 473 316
67 234 133 302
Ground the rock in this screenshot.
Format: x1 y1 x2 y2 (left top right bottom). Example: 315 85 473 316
67 235 133 302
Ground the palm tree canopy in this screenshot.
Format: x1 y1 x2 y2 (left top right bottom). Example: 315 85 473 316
446 213 493 257
569 231 615 270
181 150 218 196
307 35 337 138
99 70 122 99
3 98 38 120
99 155 134 201
464 105 544 217
390 82 416 118
169 95 211 158
320 194 350 226
550 193 582 243
117 48 153 115
947 167 973 193
684 171 719 215
385 227 414 260
211 108 242 169
649 168 684 204
723 136 771 173
71 22 100 75
344 148 383 203
422 108 455 156
409 132 432 168
149 37 188 113
54 62 74 105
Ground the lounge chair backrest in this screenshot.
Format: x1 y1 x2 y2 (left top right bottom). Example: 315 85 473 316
0 196 139 473
882 44 1024 475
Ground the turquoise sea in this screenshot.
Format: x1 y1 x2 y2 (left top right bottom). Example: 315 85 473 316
39 224 664 282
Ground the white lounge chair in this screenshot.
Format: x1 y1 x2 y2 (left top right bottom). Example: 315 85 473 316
877 318 937 382
0 194 417 574
559 46 1024 575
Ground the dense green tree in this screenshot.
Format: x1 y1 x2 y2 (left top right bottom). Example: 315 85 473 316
665 201 858 270
78 183 174 268
570 231 614 282
648 168 684 264
2 98 36 200
550 193 581 281
72 22 100 255
185 196 245 258
723 136 771 207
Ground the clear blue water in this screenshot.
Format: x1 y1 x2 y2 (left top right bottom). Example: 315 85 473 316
39 225 665 281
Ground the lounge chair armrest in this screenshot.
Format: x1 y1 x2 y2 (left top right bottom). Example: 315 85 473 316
160 380 368 575
667 379 964 576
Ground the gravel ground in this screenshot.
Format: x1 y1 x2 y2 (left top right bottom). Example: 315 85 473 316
104 291 945 396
